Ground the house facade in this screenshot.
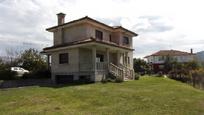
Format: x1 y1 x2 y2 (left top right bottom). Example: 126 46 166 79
196 51 204 66
42 13 138 83
144 49 196 73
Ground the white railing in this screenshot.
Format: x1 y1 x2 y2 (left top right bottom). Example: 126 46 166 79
119 64 135 80
79 62 108 72
96 62 107 71
109 63 124 79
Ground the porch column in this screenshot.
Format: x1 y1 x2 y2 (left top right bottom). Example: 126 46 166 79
122 53 125 65
124 52 128 66
92 46 96 72
47 54 51 70
116 51 120 66
106 48 110 69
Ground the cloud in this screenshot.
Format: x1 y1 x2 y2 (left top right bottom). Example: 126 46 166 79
0 0 204 58
95 17 122 27
132 16 174 34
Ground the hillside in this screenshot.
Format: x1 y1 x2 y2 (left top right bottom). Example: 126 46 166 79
0 77 203 115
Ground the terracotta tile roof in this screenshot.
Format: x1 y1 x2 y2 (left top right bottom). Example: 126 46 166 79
46 16 138 36
42 37 133 52
144 50 195 58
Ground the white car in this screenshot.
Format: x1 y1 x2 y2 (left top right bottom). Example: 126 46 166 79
11 67 29 76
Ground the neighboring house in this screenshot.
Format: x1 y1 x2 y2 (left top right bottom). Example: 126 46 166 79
42 13 138 83
196 51 204 66
144 49 195 73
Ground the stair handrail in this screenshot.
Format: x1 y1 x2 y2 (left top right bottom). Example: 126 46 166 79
109 63 124 79
119 64 134 80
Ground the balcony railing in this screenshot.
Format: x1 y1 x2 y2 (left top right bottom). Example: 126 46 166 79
96 62 107 71
79 62 108 72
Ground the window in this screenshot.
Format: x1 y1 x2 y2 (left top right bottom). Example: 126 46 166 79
95 30 103 40
59 53 69 64
96 54 104 62
127 57 130 64
123 36 129 44
158 56 165 61
109 34 112 42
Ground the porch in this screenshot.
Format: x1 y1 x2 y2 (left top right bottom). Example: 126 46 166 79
45 42 135 82
78 45 134 80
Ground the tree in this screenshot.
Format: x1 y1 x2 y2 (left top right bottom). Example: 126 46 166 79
133 58 151 74
5 48 21 66
185 61 199 70
19 48 47 71
0 58 5 70
163 55 178 73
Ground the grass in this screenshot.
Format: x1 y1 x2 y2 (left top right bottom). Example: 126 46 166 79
0 76 204 115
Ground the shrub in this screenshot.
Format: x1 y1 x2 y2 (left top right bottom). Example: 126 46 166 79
105 73 123 83
133 58 151 74
115 76 123 83
134 73 140 80
168 68 191 83
155 71 163 77
191 69 204 88
0 69 17 80
105 73 117 82
22 70 51 79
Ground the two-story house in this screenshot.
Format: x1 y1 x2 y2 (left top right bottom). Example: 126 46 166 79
196 51 204 66
144 49 195 73
42 13 138 84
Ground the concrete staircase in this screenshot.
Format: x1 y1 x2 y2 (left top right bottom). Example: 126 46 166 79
109 63 134 81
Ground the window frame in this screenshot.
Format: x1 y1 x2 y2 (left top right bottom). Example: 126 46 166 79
59 53 69 64
109 34 112 42
95 30 103 40
123 36 129 45
127 57 130 64
96 54 104 62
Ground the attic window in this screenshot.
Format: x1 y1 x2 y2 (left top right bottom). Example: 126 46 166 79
95 30 103 40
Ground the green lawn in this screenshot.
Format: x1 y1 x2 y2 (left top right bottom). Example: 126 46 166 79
0 77 204 115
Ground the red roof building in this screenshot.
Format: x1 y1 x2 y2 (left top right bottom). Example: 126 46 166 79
144 49 196 73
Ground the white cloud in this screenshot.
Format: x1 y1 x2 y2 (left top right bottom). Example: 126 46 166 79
0 0 203 58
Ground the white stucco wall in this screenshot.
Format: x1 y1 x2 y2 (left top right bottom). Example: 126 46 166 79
53 23 134 49
63 24 87 43
196 51 204 63
147 55 195 64
51 48 79 74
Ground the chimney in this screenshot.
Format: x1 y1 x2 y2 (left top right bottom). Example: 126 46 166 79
57 13 66 25
190 48 193 54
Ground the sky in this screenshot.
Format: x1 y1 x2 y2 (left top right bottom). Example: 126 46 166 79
0 0 204 58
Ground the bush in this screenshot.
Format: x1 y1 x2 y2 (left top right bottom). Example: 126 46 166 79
105 73 124 83
191 69 204 88
22 70 51 79
0 69 17 80
155 71 163 77
105 73 116 82
115 76 123 83
134 73 140 80
168 69 191 83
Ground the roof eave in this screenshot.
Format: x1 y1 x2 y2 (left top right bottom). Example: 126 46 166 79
46 16 138 36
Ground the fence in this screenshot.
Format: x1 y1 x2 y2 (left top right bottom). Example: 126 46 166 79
0 79 53 88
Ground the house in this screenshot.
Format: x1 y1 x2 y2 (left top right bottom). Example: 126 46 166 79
144 49 196 73
196 51 204 66
42 13 138 84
